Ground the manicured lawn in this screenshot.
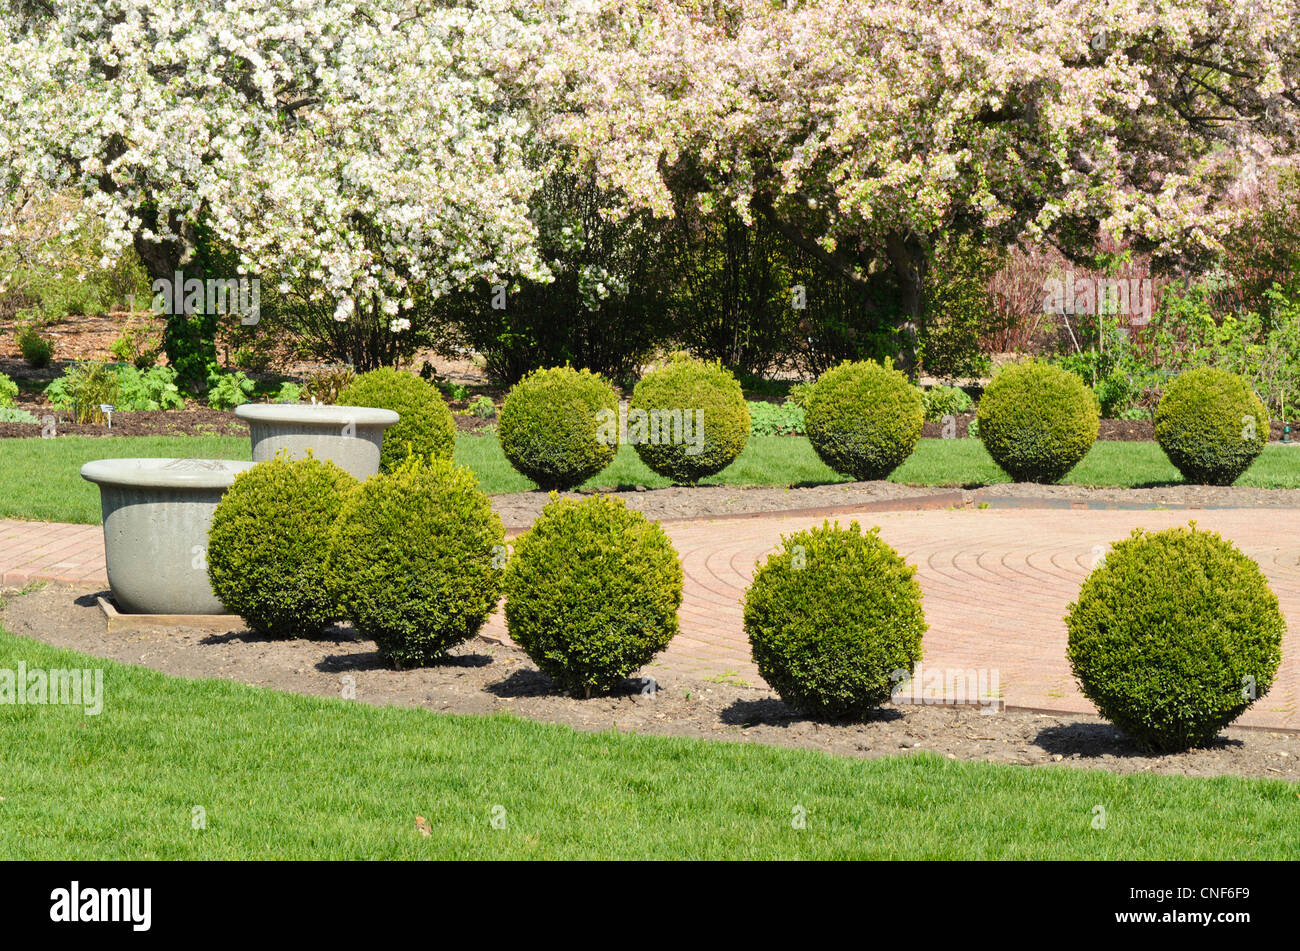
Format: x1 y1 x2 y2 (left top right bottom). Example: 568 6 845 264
2 433 1298 524
0 628 1295 860
0 435 250 524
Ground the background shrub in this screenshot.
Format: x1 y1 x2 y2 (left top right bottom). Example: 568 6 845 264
339 367 456 472
0 407 38 424
329 457 504 667
1066 524 1285 751
208 456 357 638
629 355 750 482
976 361 1099 482
803 360 923 480
1154 368 1268 485
744 521 926 719
15 325 53 368
498 365 618 489
504 495 682 697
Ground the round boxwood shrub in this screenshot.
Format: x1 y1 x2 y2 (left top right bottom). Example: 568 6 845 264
207 455 357 638
498 366 619 489
976 361 1099 482
1154 368 1268 485
338 368 455 472
628 355 749 482
744 521 927 719
329 456 504 667
1066 523 1284 751
804 360 923 481
504 494 683 697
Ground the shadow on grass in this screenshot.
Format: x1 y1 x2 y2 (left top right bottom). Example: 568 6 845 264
720 696 903 728
1033 722 1243 759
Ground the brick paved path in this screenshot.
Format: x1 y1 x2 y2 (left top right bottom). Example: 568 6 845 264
4 507 1298 728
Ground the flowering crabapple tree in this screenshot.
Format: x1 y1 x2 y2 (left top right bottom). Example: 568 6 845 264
556 0 1300 375
0 0 578 378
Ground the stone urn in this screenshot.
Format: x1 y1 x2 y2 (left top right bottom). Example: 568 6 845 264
235 403 399 479
81 457 255 615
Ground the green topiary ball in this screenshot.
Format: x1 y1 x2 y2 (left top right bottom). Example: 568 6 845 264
498 366 619 490
628 355 749 482
1066 523 1284 751
1154 368 1268 485
976 361 1099 482
504 494 682 697
804 360 923 481
338 368 455 472
744 521 927 719
207 455 357 638
329 456 504 667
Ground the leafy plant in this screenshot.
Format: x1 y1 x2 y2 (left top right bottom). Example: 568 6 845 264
468 395 496 418
274 381 303 404
748 400 805 436
0 372 17 408
108 320 162 370
115 365 186 411
920 385 974 422
0 407 38 424
440 381 470 403
205 363 256 410
44 362 120 422
301 366 356 405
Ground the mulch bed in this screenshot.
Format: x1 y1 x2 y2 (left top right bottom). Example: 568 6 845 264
0 402 494 439
3 584 1295 782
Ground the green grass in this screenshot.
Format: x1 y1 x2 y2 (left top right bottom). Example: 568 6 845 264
1 628 1295 859
2 434 1298 524
0 435 249 524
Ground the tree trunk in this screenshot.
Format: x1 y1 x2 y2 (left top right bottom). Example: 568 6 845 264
884 231 929 380
131 215 217 388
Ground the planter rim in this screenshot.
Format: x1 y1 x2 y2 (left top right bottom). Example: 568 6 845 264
235 403 399 426
81 457 255 489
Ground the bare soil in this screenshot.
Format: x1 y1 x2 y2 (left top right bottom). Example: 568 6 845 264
3 584 1295 781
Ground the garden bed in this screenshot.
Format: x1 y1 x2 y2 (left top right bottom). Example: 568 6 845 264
3 583 1295 782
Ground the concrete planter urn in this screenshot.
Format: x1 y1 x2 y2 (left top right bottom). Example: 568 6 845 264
81 458 255 615
235 403 399 479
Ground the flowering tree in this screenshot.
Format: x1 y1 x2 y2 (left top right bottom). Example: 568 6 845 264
0 0 574 378
556 0 1300 374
